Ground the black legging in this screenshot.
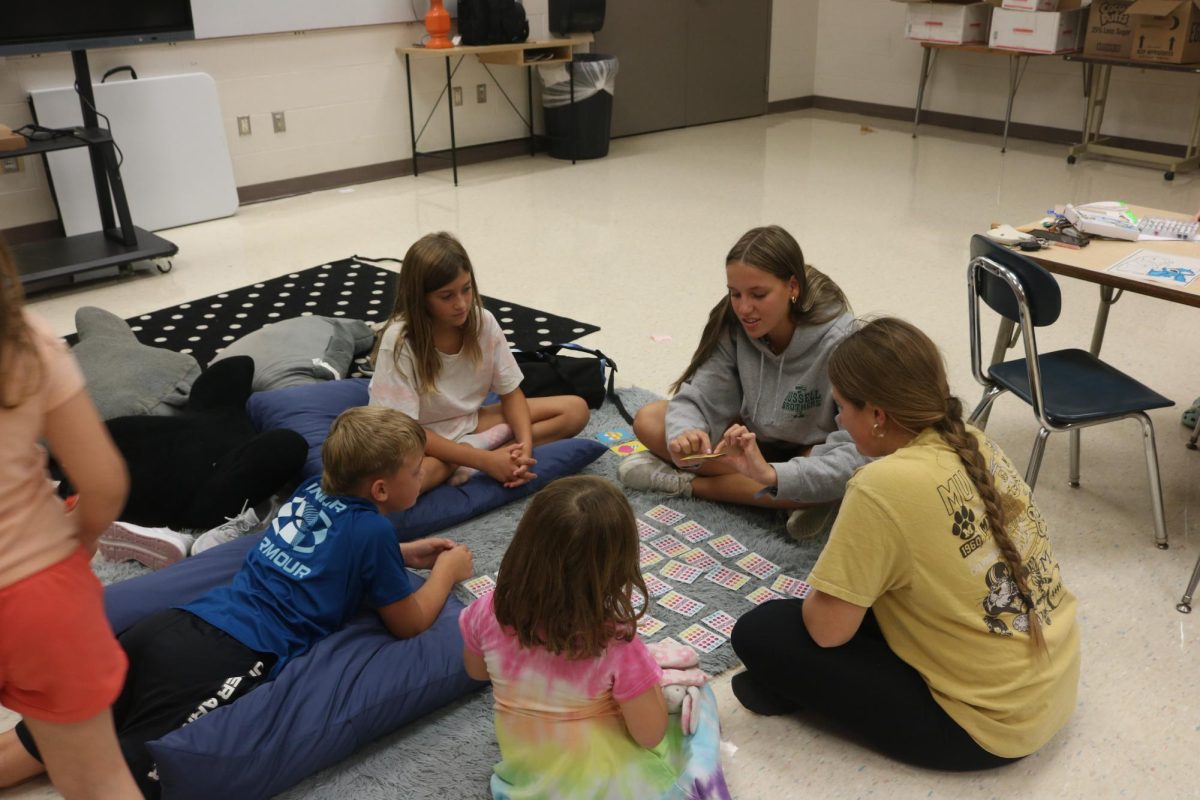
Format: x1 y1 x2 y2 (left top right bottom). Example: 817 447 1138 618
731 599 1020 771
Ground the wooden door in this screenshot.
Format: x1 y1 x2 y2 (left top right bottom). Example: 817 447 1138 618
593 0 689 137
684 0 771 126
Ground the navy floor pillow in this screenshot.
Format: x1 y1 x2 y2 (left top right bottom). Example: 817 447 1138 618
104 536 484 800
246 379 606 540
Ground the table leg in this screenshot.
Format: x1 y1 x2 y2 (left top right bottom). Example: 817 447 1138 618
527 66 536 157
405 54 419 178
1069 284 1121 486
912 46 936 138
1001 54 1028 154
445 56 459 186
570 59 578 165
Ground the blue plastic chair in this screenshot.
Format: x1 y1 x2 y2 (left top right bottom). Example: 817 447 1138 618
966 234 1173 550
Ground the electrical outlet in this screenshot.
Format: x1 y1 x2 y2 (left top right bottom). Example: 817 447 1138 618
453 86 463 106
272 111 286 133
476 84 487 103
1 157 22 174
237 115 252 136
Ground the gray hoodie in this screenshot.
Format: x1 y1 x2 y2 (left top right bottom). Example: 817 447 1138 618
665 311 866 503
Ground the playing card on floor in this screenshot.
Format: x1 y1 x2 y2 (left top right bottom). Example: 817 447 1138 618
708 533 748 558
680 547 718 572
657 590 705 618
705 566 751 591
645 504 686 526
639 542 664 569
745 586 785 605
650 534 689 558
637 615 666 637
679 623 727 653
674 520 715 543
772 574 812 599
659 560 703 584
642 572 672 598
701 610 738 638
636 519 660 540
736 552 782 580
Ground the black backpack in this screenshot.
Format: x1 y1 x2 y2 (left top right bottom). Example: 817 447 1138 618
458 0 529 45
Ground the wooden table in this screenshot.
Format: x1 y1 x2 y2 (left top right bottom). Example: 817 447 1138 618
912 42 1047 153
397 35 592 185
1063 55 1200 181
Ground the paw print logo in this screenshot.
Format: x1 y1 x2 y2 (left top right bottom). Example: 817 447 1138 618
952 506 977 540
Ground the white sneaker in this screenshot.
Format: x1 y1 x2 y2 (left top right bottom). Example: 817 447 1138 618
191 507 264 556
98 522 192 570
617 452 696 497
785 502 840 541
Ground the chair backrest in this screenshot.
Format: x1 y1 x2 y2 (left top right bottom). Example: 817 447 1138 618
969 234 1061 326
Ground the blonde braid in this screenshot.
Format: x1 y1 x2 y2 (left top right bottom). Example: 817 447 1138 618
936 398 1047 655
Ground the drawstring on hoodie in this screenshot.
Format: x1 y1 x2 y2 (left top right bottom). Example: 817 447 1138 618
751 345 787 427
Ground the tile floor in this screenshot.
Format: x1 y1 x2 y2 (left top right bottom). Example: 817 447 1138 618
5 108 1200 798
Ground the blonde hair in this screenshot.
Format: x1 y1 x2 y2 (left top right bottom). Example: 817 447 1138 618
321 406 426 496
376 232 484 394
827 316 1046 654
0 238 42 409
671 225 849 394
493 476 647 660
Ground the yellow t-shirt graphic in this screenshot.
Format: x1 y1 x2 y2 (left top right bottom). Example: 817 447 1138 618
809 427 1080 758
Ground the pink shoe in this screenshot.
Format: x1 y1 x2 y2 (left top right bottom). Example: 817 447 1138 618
98 522 192 570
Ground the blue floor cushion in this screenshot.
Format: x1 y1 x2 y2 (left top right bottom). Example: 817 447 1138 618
105 536 483 800
246 378 607 540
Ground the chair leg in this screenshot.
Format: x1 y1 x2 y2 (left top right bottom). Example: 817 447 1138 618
1068 429 1081 488
1025 428 1051 491
1134 413 1169 550
969 386 1005 428
1178 550 1200 613
1189 409 1200 451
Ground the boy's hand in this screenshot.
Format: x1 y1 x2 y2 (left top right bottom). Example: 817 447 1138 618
435 543 474 583
400 537 456 569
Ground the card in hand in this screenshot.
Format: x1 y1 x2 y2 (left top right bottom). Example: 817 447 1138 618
462 575 496 599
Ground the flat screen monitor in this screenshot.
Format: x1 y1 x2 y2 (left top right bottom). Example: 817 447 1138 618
0 1 195 56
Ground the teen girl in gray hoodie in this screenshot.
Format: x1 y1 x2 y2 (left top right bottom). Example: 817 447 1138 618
620 226 866 534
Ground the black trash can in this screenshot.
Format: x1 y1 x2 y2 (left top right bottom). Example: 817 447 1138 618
540 53 618 160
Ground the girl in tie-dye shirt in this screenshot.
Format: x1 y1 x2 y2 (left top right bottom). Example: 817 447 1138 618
460 476 720 800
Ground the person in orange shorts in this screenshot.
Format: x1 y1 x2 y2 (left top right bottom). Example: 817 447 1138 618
0 239 140 799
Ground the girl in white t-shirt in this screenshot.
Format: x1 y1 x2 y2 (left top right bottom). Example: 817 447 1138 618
369 232 588 490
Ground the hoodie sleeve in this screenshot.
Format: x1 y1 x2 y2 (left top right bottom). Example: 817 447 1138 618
665 331 743 446
771 427 867 504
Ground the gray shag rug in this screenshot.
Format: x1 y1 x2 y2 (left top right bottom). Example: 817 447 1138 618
93 387 827 799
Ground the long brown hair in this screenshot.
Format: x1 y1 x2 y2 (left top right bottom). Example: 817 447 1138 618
493 476 647 660
377 232 484 394
827 317 1046 654
670 225 848 394
0 239 42 408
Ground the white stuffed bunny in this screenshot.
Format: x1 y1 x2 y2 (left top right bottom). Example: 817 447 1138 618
646 639 708 736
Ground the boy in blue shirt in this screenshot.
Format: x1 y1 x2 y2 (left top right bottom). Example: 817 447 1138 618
0 406 473 798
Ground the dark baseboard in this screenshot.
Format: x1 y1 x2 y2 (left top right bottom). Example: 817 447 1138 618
781 95 1188 159
767 96 815 114
237 136 546 204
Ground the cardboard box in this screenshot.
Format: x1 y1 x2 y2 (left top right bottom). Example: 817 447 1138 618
990 5 1087 51
1129 0 1200 63
1084 0 1136 58
905 2 993 43
0 124 28 152
1002 0 1065 11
